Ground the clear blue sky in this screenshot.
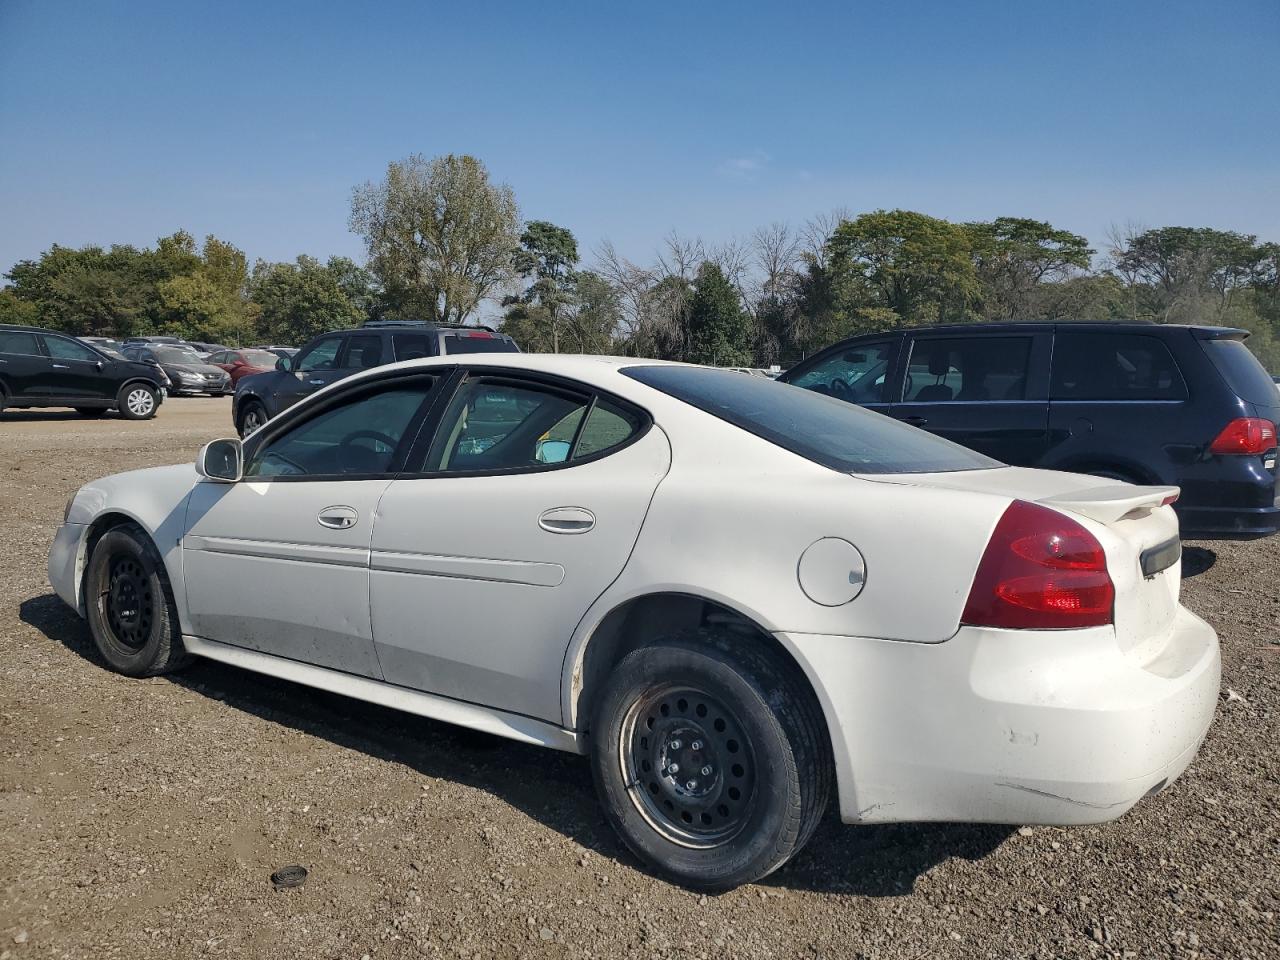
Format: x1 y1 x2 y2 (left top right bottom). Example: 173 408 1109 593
1 0 1277 277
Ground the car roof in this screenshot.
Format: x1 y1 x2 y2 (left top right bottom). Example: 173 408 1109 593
0 323 62 336
838 320 1244 337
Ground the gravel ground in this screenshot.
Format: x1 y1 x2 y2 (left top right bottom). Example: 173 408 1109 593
0 398 1277 960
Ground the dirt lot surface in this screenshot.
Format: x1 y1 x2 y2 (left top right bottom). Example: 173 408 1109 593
1 398 1278 959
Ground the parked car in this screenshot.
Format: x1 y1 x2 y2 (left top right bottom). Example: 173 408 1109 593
78 336 128 358
780 322 1280 540
50 355 1219 889
232 320 519 436
0 324 166 419
121 343 231 395
207 348 281 386
254 345 298 360
186 341 231 359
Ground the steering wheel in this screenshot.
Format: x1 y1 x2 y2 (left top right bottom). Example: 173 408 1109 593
829 378 853 400
336 429 398 472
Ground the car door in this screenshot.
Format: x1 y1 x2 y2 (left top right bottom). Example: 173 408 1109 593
0 330 53 400
40 334 111 401
182 371 445 678
369 370 671 723
888 331 1051 464
782 338 900 415
271 334 347 412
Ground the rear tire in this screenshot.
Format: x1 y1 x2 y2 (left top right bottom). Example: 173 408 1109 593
117 384 158 420
237 399 268 437
84 526 190 677
590 630 830 890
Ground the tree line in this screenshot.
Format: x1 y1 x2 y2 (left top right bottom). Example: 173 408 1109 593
3 152 1278 371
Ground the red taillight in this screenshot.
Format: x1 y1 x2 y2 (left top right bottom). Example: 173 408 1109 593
962 500 1114 630
1209 417 1277 455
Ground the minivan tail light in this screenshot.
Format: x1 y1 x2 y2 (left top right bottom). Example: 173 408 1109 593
962 500 1114 630
1209 418 1277 455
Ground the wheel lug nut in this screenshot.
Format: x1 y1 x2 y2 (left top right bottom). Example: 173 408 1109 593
691 740 703 751
668 763 679 774
669 739 682 750
701 765 712 776
686 780 697 791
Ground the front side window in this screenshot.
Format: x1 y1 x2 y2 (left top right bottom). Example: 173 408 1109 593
0 331 40 355
904 337 1032 402
295 337 343 372
623 364 999 474
246 377 438 478
343 335 384 369
44 336 100 362
1052 333 1187 401
788 341 894 404
423 377 591 472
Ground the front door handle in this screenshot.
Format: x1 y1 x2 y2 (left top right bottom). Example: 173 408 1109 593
539 506 595 534
317 505 359 529
900 415 929 426
51 363 70 369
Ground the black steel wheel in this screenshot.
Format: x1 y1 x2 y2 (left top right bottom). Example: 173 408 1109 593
84 525 189 677
591 629 831 890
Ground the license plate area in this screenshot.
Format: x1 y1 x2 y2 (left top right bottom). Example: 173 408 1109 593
1140 537 1181 579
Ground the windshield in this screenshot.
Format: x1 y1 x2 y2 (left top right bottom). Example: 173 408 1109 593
623 364 1000 474
153 346 205 364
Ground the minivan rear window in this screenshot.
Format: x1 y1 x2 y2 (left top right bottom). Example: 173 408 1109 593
1201 338 1279 407
623 364 1000 474
1051 333 1187 401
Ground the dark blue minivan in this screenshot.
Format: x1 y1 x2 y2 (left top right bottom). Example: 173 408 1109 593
780 322 1280 540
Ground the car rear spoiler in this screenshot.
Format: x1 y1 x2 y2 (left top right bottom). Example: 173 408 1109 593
1038 485 1180 524
1191 326 1249 341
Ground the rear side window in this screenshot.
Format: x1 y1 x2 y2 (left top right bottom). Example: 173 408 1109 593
623 365 999 474
574 399 645 458
0 331 40 355
1200 337 1278 406
441 332 520 355
343 335 384 369
392 333 436 361
904 337 1032 402
1052 333 1187 401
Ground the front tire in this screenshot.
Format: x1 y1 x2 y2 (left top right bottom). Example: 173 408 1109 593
117 384 158 420
237 399 268 437
591 631 830 889
84 526 190 676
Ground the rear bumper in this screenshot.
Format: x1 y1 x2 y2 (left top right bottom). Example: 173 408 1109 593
777 605 1220 826
1176 502 1280 540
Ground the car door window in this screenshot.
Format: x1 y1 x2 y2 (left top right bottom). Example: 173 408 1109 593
392 333 435 361
424 377 592 472
572 399 645 458
0 331 41 355
295 337 343 372
245 376 439 478
43 336 100 361
1051 333 1188 401
904 337 1032 402
342 334 384 369
790 341 894 403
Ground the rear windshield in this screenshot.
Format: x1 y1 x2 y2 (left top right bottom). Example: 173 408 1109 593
622 364 1000 474
442 333 520 355
1202 338 1279 407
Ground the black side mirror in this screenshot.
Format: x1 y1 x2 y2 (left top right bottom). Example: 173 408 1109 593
276 356 292 372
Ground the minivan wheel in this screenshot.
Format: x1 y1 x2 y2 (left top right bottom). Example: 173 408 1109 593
84 526 190 677
117 384 158 420
237 400 267 437
591 630 830 890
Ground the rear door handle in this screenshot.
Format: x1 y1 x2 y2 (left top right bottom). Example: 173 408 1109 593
539 506 595 534
900 415 928 426
317 505 359 529
51 364 70 369
308 378 326 386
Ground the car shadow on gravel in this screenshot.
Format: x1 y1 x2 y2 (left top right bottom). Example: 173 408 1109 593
20 591 1011 896
1181 545 1217 579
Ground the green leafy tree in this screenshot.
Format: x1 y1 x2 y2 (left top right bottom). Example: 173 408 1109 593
687 262 751 366
967 217 1093 319
350 154 520 323
824 210 980 328
1111 226 1265 322
251 256 364 344
501 221 580 352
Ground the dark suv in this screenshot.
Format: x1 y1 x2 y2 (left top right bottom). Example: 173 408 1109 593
780 322 1280 540
0 324 167 419
232 320 520 435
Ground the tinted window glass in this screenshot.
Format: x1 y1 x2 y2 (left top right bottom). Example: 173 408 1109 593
425 378 589 471
574 399 643 458
246 377 437 478
1201 337 1278 406
392 333 435 361
0 331 40 355
44 336 100 361
1052 333 1187 401
152 346 205 364
441 333 520 355
904 337 1032 402
788 341 894 404
344 335 384 369
623 365 999 474
296 337 342 372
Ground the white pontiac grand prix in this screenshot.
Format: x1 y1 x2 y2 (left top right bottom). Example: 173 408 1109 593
49 354 1221 888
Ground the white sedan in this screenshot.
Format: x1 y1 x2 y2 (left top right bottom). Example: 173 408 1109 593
48 354 1220 888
